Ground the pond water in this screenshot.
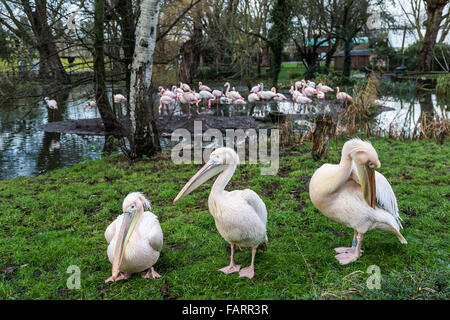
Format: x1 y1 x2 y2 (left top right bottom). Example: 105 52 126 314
0 84 448 180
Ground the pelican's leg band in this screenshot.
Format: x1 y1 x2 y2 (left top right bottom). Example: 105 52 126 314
352 240 357 247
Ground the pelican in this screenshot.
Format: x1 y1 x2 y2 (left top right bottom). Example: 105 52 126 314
105 192 163 282
309 138 407 265
173 148 268 279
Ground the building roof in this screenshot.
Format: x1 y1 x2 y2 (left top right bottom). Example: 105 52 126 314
333 49 373 57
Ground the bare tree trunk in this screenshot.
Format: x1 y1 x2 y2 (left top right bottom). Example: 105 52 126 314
129 0 161 158
116 0 136 114
94 0 121 132
179 9 203 84
417 0 447 72
23 0 70 84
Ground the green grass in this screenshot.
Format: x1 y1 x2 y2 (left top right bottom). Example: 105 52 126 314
0 138 449 299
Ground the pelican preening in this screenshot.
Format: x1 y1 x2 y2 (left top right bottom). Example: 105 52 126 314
105 192 163 282
173 148 268 279
309 139 406 265
104 139 407 283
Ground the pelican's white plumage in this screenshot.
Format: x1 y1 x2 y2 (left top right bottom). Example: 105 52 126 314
309 138 406 265
105 192 163 282
173 147 268 279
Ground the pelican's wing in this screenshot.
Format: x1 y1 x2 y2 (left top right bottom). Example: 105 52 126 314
142 212 164 253
374 171 402 227
241 189 268 226
105 217 119 244
350 164 402 228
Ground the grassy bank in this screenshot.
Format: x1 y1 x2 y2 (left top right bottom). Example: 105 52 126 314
0 138 448 299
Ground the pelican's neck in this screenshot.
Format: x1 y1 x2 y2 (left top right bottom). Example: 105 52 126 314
211 163 237 197
335 143 356 186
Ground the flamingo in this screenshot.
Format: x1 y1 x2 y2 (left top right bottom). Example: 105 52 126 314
208 89 224 108
159 86 177 99
259 83 277 108
336 87 353 107
294 80 305 91
316 91 325 100
44 97 58 120
309 138 407 265
198 81 212 92
158 95 175 115
295 95 312 105
317 83 334 93
199 90 215 108
271 87 288 101
224 82 243 101
250 83 261 93
180 82 192 92
307 80 316 88
247 92 260 104
113 94 127 117
302 83 318 97
173 147 268 279
105 192 163 282
177 91 200 117
44 97 58 110
83 100 97 111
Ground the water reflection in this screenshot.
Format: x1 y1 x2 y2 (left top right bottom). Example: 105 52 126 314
375 92 449 137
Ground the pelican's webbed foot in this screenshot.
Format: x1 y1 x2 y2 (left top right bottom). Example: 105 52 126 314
142 267 161 279
239 266 254 279
334 251 361 265
219 264 241 274
104 272 132 283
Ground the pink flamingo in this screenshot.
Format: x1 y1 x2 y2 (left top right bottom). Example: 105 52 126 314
336 87 353 107
317 83 334 93
177 91 199 117
208 89 223 108
271 87 288 101
247 92 260 104
224 82 243 101
302 83 318 97
259 83 277 112
180 82 192 92
44 97 58 120
316 91 325 100
198 82 212 92
199 90 215 108
158 95 175 115
250 83 261 93
84 100 97 110
294 80 306 91
295 95 312 105
83 100 98 116
113 94 127 117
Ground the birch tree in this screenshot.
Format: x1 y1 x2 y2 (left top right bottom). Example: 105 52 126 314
128 0 162 158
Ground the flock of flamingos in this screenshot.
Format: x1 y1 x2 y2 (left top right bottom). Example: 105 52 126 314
157 79 353 116
42 80 406 284
43 79 353 119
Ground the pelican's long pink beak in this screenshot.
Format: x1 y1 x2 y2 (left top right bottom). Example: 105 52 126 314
173 160 224 204
111 208 139 279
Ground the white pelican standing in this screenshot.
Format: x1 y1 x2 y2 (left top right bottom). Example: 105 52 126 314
173 148 268 279
105 192 163 282
309 139 407 265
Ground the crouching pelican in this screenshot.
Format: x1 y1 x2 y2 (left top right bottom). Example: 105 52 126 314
173 147 268 279
105 192 163 282
309 138 407 265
